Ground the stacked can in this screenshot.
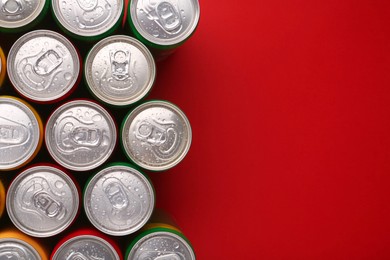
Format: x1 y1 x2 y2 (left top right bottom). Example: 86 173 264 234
0 46 5 88
0 179 4 218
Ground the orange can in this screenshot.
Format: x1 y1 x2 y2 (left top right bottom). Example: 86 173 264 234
0 179 5 218
0 46 5 88
0 228 49 260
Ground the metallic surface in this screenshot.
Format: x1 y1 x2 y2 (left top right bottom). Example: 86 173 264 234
122 101 192 171
0 180 4 218
127 231 196 260
84 165 155 236
0 238 40 260
6 166 79 237
85 35 156 106
0 0 46 29
0 47 5 87
52 0 123 37
130 0 200 46
7 30 80 102
46 100 117 171
0 96 42 170
52 235 120 260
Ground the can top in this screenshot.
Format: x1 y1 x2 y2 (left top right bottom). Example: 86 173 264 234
130 0 200 47
52 235 120 260
7 30 80 102
52 0 123 38
127 231 196 260
0 0 46 29
0 96 41 170
122 100 192 171
84 165 155 236
6 166 79 237
45 100 117 171
0 238 41 260
85 35 156 106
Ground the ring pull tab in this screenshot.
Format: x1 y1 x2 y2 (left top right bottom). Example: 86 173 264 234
33 191 65 219
75 0 98 11
155 1 182 33
110 50 131 81
33 49 63 76
70 127 102 147
104 180 129 210
1 0 25 16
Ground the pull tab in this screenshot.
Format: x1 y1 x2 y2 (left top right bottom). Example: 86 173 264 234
155 1 182 33
0 247 28 260
139 252 183 260
104 180 129 210
33 191 64 218
110 50 131 81
75 0 97 11
155 254 182 260
70 127 102 147
33 49 63 76
67 252 102 260
1 0 25 16
0 116 29 146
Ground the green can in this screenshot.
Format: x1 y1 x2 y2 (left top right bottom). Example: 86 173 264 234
127 0 200 59
0 0 49 33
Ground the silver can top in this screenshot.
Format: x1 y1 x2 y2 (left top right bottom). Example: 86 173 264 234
85 35 156 106
52 235 120 260
0 238 40 260
52 0 123 38
0 97 41 170
130 0 200 46
6 166 79 237
0 0 46 29
45 100 117 171
122 101 192 171
7 30 80 102
127 231 196 260
84 165 155 236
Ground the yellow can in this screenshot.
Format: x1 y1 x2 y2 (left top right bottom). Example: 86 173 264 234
0 179 5 218
0 47 5 88
0 228 49 260
0 96 43 171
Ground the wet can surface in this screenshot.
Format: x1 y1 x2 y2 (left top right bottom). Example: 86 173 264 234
52 0 124 41
45 100 117 171
7 30 80 103
0 179 5 218
0 228 49 260
0 0 49 32
84 163 155 236
121 100 192 171
127 0 200 57
51 228 122 260
6 165 80 237
0 47 6 88
0 96 43 171
85 35 156 107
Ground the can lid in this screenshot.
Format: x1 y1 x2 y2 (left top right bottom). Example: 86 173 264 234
130 0 200 47
0 238 41 260
52 0 123 38
0 0 46 29
6 166 80 237
127 231 196 260
0 96 41 170
7 30 80 102
84 164 155 236
85 35 156 106
122 100 192 171
45 100 117 171
52 235 120 260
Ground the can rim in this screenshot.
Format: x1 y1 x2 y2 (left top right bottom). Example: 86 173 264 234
0 0 46 28
0 238 41 259
84 164 155 236
6 166 80 237
122 100 192 171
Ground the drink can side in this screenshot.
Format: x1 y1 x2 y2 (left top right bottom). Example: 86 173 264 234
0 47 6 88
0 179 5 218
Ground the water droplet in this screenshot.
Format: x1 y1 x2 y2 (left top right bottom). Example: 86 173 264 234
64 72 72 81
55 181 64 189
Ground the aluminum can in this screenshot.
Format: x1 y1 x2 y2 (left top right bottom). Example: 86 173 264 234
6 165 80 237
45 100 117 171
121 100 192 171
0 96 43 171
51 228 122 260
0 0 49 33
85 35 156 107
0 47 5 88
127 0 200 58
84 163 155 236
0 179 5 218
52 0 124 41
7 30 81 103
0 228 49 260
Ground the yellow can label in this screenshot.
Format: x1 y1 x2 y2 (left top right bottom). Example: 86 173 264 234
0 180 5 218
0 47 6 88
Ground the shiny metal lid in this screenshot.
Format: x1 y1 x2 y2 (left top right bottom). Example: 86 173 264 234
52 0 123 38
0 238 40 260
52 235 120 260
85 35 156 106
6 166 79 237
0 96 41 170
122 101 192 171
0 0 46 29
45 100 117 171
130 0 200 46
84 165 155 236
127 231 196 260
7 30 80 102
